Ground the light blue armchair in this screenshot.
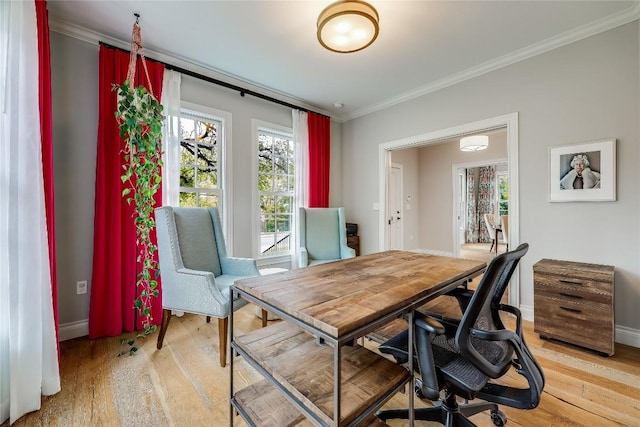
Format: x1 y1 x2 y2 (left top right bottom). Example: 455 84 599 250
154 206 259 367
298 207 356 268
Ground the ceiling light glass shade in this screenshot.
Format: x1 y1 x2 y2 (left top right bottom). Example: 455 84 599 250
317 0 379 53
460 135 489 152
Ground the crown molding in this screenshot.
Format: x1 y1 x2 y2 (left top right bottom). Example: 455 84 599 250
48 17 335 119
343 2 640 122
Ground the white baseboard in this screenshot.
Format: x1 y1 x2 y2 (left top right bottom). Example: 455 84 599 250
58 319 88 341
519 304 534 322
615 325 640 348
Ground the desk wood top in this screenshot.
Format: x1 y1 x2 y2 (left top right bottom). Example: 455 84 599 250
234 250 485 339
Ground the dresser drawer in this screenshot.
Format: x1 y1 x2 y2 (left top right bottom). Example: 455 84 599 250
534 295 613 355
534 274 612 305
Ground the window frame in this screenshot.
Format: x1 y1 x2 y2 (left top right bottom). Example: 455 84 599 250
180 101 233 252
252 119 295 263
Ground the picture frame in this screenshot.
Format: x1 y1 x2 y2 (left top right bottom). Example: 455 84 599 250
549 139 616 202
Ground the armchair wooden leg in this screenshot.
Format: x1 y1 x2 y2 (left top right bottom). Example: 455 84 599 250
218 317 228 367
261 309 268 328
157 309 172 349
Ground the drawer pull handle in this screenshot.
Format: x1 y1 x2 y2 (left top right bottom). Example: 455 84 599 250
560 306 582 314
559 279 583 286
559 292 583 299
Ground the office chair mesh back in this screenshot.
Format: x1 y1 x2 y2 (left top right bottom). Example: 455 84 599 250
456 244 529 379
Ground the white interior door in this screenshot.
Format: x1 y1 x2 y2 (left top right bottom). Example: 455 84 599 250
388 164 403 250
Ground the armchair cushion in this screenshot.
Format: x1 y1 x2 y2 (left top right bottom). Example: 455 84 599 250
173 208 222 277
305 209 341 261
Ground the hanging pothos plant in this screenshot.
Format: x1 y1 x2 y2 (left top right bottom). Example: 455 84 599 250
114 80 164 355
114 17 164 355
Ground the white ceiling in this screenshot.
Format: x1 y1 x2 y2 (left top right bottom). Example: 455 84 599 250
48 1 638 121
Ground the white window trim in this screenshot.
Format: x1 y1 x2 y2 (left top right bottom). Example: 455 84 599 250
181 101 233 253
251 119 294 261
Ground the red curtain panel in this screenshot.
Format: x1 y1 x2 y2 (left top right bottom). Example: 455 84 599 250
89 46 164 338
307 113 330 207
36 0 58 350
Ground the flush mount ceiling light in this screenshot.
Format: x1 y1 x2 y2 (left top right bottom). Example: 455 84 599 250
460 135 489 152
317 0 379 53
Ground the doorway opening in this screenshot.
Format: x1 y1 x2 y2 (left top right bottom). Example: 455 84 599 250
455 160 508 262
378 113 520 308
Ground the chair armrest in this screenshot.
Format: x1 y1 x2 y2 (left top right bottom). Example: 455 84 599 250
498 303 523 339
415 316 445 335
299 247 309 268
220 256 259 277
166 268 228 314
414 313 445 401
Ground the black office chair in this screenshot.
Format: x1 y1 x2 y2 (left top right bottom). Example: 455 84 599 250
377 243 544 427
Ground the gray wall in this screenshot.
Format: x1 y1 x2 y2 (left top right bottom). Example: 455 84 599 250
51 32 98 325
342 22 639 332
51 33 343 328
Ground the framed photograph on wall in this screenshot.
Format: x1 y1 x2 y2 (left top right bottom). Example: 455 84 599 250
549 139 616 202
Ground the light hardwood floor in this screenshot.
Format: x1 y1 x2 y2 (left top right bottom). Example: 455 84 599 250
6 304 639 427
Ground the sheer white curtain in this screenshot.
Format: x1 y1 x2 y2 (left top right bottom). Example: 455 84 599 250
292 110 308 269
0 1 60 424
161 69 181 206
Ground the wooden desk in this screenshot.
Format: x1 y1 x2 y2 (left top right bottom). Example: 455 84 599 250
230 250 486 426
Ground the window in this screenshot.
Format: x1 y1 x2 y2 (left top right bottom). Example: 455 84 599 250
255 122 294 258
497 171 509 216
179 108 224 208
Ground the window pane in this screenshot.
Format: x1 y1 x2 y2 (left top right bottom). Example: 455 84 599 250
198 166 218 189
198 193 218 208
276 215 291 233
180 191 197 207
276 196 292 214
274 174 288 191
180 166 195 187
260 195 275 215
180 140 196 165
258 152 273 175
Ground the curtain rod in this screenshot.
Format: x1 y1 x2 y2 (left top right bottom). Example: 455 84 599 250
98 41 328 118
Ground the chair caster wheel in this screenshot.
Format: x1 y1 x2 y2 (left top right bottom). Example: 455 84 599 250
490 409 507 426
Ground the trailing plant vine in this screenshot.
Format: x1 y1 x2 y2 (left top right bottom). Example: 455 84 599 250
114 79 164 355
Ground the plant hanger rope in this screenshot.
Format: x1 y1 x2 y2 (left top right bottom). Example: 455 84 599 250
126 13 154 96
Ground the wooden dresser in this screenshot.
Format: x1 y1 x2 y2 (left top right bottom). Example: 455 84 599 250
347 235 360 256
533 259 615 356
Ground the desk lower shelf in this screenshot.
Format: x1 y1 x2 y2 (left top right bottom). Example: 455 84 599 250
232 321 408 426
233 380 391 427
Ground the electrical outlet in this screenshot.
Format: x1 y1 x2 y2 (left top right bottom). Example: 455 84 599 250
76 280 88 295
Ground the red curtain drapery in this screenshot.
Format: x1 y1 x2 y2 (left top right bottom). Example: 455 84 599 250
89 45 165 338
35 0 58 351
307 113 330 207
